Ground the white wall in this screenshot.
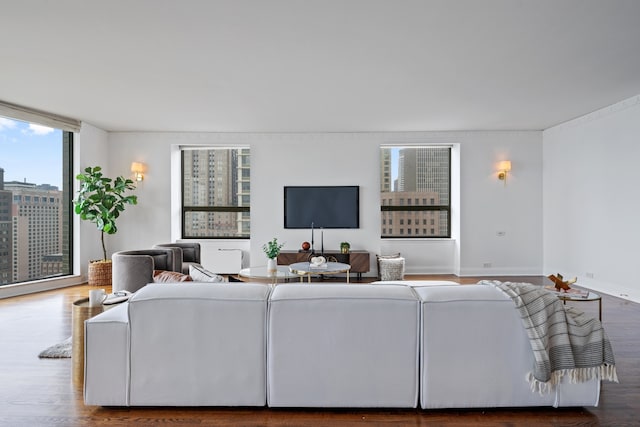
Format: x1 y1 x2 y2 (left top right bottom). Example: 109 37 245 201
543 95 640 302
106 131 543 277
76 122 110 279
458 131 543 276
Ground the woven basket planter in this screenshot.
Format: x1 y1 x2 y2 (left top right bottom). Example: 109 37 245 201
88 260 112 287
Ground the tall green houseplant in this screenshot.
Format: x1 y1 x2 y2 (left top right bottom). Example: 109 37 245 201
73 166 138 262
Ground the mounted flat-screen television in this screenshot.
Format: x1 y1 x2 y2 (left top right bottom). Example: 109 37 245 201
284 186 360 229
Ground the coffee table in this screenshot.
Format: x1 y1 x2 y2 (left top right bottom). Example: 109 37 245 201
289 261 351 283
238 265 295 284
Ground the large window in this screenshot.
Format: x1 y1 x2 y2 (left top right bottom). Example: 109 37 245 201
0 115 74 286
181 147 250 238
380 146 451 238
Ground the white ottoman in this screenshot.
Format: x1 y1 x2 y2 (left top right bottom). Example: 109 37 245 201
267 284 420 407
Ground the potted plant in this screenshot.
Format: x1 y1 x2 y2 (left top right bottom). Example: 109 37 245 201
340 241 350 254
73 166 138 286
263 238 284 274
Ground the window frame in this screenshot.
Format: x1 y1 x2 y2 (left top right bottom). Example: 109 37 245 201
180 147 250 239
380 145 451 239
0 119 74 286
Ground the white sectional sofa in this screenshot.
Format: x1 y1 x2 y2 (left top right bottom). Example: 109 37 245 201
84 281 601 408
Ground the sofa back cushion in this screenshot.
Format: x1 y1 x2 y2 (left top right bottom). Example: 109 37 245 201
416 285 555 408
127 283 271 406
267 284 420 408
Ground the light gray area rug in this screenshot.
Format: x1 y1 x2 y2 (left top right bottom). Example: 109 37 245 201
38 336 71 358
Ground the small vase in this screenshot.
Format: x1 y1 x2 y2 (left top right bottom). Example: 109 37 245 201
267 258 277 276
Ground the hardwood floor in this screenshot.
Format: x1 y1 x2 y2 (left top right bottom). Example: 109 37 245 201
1 276 638 427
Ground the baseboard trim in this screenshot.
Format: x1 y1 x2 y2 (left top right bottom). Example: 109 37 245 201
458 267 541 277
0 275 85 299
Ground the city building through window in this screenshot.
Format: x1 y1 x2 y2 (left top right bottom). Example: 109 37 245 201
380 146 451 238
181 148 250 238
0 116 73 286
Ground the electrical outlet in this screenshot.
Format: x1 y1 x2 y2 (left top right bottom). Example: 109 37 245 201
483 262 492 268
585 272 595 279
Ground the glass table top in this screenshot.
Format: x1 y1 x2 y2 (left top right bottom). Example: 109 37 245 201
288 261 351 274
238 265 296 281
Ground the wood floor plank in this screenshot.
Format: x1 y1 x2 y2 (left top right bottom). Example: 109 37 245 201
0 276 638 427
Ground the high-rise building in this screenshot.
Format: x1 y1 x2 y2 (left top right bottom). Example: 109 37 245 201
397 147 450 204
5 180 63 283
380 147 450 237
380 149 392 192
182 148 250 238
0 168 13 285
236 148 251 236
380 191 443 237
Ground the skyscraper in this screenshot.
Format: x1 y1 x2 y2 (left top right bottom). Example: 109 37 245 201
380 149 392 192
380 147 450 237
397 147 450 204
182 148 250 238
0 168 13 285
4 180 63 283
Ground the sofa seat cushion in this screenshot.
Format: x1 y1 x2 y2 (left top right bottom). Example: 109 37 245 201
372 280 459 287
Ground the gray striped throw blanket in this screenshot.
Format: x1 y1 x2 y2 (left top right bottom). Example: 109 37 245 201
480 280 618 393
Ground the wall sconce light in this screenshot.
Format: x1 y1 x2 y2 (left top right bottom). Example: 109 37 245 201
131 162 146 182
497 160 511 184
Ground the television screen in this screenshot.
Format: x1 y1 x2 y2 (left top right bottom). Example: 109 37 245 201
284 186 359 229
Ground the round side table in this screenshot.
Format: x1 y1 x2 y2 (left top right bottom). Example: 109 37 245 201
557 291 602 321
289 261 351 283
238 265 295 284
72 297 105 385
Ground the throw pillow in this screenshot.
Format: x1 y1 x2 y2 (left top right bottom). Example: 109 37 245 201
189 264 226 283
378 257 405 281
152 270 193 283
376 253 402 280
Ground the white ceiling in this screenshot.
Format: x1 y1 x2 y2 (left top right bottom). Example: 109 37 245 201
2 0 640 132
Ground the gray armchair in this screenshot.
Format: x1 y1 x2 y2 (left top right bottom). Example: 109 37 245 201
154 242 201 274
112 248 182 293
